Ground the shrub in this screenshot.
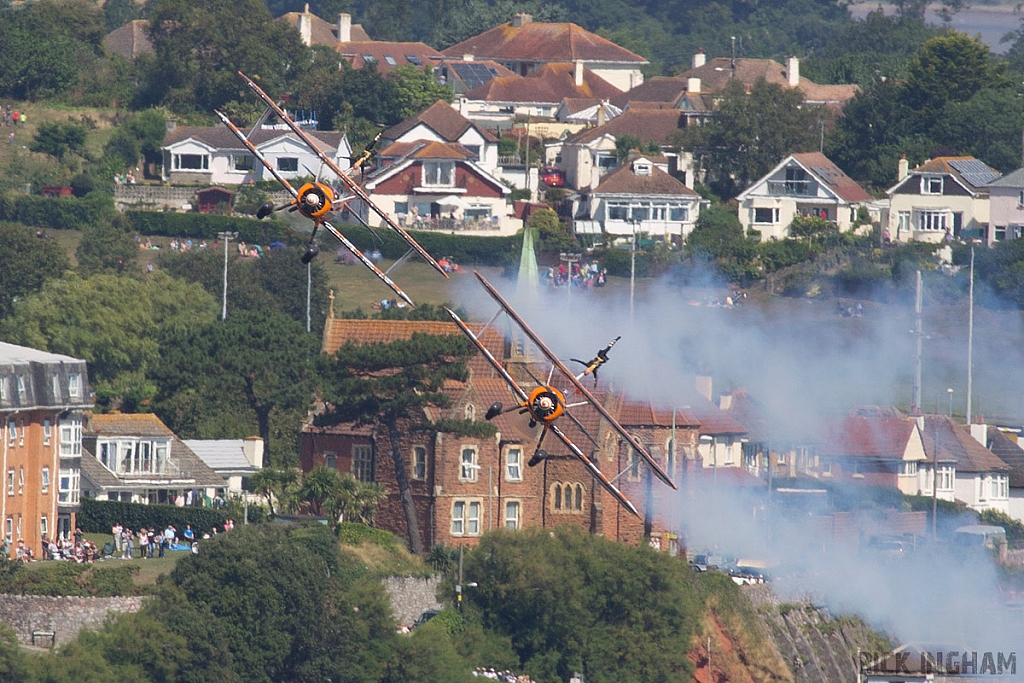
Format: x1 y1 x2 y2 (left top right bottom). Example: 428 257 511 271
125 211 292 245
78 498 232 536
336 521 400 547
340 226 521 266
0 194 113 231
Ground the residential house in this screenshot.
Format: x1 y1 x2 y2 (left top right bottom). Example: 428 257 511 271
360 140 514 234
690 377 751 473
183 437 264 497
161 123 351 185
555 98 622 126
277 9 371 48
977 426 1024 523
443 13 647 92
435 58 516 97
817 409 938 497
455 62 623 129
576 154 701 244
736 152 876 241
886 156 1001 243
985 167 1024 245
675 51 859 110
929 419 1010 515
608 76 715 126
80 413 226 505
0 343 92 555
559 109 694 192
380 100 500 175
337 41 444 75
304 312 688 551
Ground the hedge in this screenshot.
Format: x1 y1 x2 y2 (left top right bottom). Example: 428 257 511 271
78 498 233 536
126 211 294 245
0 561 140 597
0 194 112 231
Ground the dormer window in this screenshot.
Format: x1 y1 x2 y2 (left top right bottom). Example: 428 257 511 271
423 161 455 187
632 159 652 176
68 373 81 399
922 176 943 195
15 376 25 401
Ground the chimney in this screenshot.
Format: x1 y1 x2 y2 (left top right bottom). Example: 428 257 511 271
573 60 584 87
596 100 606 127
337 13 351 43
786 56 799 87
242 436 264 469
298 10 312 47
687 77 701 93
511 13 532 28
462 53 474 61
970 423 988 447
695 374 712 402
692 48 706 69
719 392 733 411
898 155 909 182
166 118 177 132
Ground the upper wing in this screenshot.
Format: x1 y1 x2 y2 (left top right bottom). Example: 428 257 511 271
547 423 639 517
237 72 450 281
444 307 529 404
472 271 677 490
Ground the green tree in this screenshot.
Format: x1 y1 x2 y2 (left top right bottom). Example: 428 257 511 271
296 466 387 524
685 204 748 259
463 527 701 683
249 466 299 516
381 622 476 683
679 79 821 198
0 271 218 410
0 625 31 683
0 223 70 319
30 121 88 161
76 213 139 277
103 0 143 32
389 65 455 119
529 207 577 251
317 333 477 554
931 88 1024 173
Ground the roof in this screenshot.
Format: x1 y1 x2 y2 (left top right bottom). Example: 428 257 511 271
922 416 1008 473
443 20 647 65
592 156 698 197
82 425 226 489
276 11 371 45
988 166 1024 188
740 152 873 204
0 342 83 365
104 20 154 61
819 413 919 459
986 428 1024 487
562 100 622 124
567 109 687 146
437 59 516 93
891 156 1001 195
183 439 258 471
336 41 444 74
383 100 498 144
609 77 691 109
616 399 700 428
88 413 173 438
465 63 622 104
80 451 121 489
377 140 476 160
162 126 347 153
675 57 859 105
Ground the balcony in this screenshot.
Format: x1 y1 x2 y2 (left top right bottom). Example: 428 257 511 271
767 180 815 197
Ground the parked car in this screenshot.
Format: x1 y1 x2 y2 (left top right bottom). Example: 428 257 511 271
541 167 565 187
689 554 724 572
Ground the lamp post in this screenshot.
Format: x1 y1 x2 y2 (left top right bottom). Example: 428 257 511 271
947 387 954 418
217 231 239 320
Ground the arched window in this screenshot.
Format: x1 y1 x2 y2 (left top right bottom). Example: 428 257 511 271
553 484 562 510
563 484 573 509
573 484 583 510
464 403 476 421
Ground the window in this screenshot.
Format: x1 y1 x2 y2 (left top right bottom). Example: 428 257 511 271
505 447 522 481
1000 475 1009 498
361 54 376 63
422 161 455 186
6 470 13 495
4 518 10 544
669 205 689 221
451 500 479 535
233 155 254 171
552 483 583 512
922 176 943 194
627 450 641 481
325 453 337 469
383 55 397 66
553 484 562 509
17 467 23 494
58 467 80 504
406 54 422 66
902 461 918 475
464 403 476 421
466 204 490 220
1019 190 1024 207
40 516 47 537
278 157 299 172
919 211 946 232
0 377 6 402
394 201 409 215
821 461 832 475
7 421 14 446
939 466 954 490
352 445 373 482
505 501 520 530
991 476 1000 498
608 203 628 220
412 446 427 480
460 447 478 481
41 467 49 494
463 144 481 159
753 208 778 224
59 416 82 458
175 154 209 170
466 501 481 535
52 374 61 399
15 375 25 400
43 420 51 446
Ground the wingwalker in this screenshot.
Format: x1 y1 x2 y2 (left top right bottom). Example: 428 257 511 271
445 272 676 517
214 72 449 307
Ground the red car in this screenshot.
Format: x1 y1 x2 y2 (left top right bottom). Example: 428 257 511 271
541 167 565 187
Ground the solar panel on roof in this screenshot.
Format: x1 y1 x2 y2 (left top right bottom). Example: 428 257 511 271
453 62 497 90
948 158 1001 187
811 165 839 185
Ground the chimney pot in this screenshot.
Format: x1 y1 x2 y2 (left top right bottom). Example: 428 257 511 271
574 60 584 87
166 118 177 132
511 13 532 28
692 48 706 69
898 155 909 182
462 53 474 61
298 13 312 47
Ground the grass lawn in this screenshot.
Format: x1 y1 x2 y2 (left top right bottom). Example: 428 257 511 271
20 532 190 587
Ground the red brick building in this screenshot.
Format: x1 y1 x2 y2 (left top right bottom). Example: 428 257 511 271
302 311 720 553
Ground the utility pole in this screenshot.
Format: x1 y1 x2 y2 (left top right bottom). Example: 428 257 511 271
912 271 923 413
967 245 975 424
217 231 239 320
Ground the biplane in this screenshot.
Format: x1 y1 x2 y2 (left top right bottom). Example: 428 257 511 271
213 72 448 308
445 272 677 517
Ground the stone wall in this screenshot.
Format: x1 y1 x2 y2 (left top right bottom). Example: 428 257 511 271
114 185 291 212
0 594 148 647
382 575 444 627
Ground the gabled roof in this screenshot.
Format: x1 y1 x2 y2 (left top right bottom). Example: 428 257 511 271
609 77 691 109
443 20 647 65
592 156 698 197
567 109 686 146
366 141 508 193
615 399 700 429
336 41 443 74
887 156 1001 196
183 439 258 472
819 413 919 459
738 152 872 204
465 63 622 104
988 166 1024 189
104 20 153 61
383 100 498 144
986 428 1024 487
675 57 859 105
921 416 1008 473
162 126 347 154
276 11 371 45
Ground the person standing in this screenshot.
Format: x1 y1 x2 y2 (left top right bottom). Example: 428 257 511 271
124 530 134 560
112 522 123 553
138 528 149 559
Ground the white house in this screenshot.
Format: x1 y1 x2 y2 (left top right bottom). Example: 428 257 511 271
183 437 264 497
974 424 1024 522
736 152 875 241
381 100 500 176
985 167 1024 245
925 418 1010 515
161 123 351 185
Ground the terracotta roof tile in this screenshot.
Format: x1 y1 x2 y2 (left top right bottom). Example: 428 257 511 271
790 152 873 203
88 413 174 438
819 413 917 459
592 156 699 197
337 41 443 75
466 63 622 104
443 21 647 65
568 109 687 146
383 100 498 144
277 11 371 45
